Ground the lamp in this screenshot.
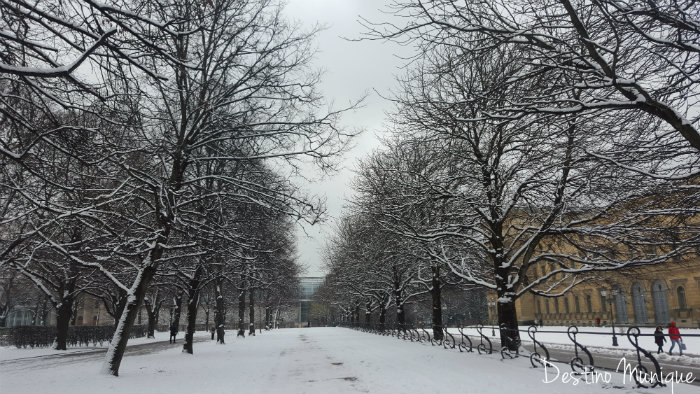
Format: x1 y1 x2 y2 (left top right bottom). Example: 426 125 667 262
600 289 618 346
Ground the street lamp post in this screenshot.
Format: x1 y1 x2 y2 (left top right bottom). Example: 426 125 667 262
601 289 618 347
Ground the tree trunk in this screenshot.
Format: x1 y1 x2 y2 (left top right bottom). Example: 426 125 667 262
379 302 386 331
172 292 183 331
237 288 246 337
101 264 158 376
431 265 444 341
70 301 78 326
394 279 406 332
497 299 520 350
54 297 74 350
491 221 521 350
214 278 225 343
183 264 203 354
39 295 49 326
364 300 372 326
248 288 255 336
144 297 161 338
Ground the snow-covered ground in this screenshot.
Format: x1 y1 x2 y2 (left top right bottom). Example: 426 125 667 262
0 327 696 394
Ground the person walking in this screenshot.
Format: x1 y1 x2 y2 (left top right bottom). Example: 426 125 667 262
654 326 666 354
169 322 178 344
668 321 683 356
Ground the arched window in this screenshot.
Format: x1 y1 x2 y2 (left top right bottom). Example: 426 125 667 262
677 287 687 309
574 296 581 313
652 280 670 324
564 298 570 314
632 282 648 324
600 293 608 313
554 298 560 314
614 286 629 324
585 295 592 313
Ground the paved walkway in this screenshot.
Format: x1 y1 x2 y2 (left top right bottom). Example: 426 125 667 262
1 328 697 394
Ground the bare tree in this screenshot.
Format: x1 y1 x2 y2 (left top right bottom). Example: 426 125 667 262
329 41 699 349
363 0 700 151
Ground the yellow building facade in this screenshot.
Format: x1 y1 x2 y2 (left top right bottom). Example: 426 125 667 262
487 255 700 328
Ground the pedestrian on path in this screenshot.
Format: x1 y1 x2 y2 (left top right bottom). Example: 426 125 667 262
668 321 683 355
654 326 666 354
170 323 178 344
217 325 225 344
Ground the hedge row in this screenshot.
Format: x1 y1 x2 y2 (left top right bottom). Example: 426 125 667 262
0 325 147 348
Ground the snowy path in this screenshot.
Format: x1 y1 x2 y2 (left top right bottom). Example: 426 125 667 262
0 328 696 394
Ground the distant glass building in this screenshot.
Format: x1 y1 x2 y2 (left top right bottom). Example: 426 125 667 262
298 277 324 326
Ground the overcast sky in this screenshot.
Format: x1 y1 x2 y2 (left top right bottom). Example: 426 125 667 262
282 0 407 276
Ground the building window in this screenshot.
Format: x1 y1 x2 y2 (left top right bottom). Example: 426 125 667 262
564 298 570 314
545 299 550 314
536 299 541 314
677 287 687 309
614 287 629 324
601 294 607 313
574 296 581 313
585 295 592 313
554 298 560 314
652 280 670 323
632 282 648 324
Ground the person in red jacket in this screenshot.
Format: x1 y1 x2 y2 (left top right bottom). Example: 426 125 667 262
668 321 683 356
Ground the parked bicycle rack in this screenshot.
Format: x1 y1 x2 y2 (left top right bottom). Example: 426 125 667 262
420 325 432 343
499 325 522 359
476 323 493 355
567 325 594 375
338 321 695 390
457 326 473 353
627 327 665 389
443 327 456 349
527 325 549 368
